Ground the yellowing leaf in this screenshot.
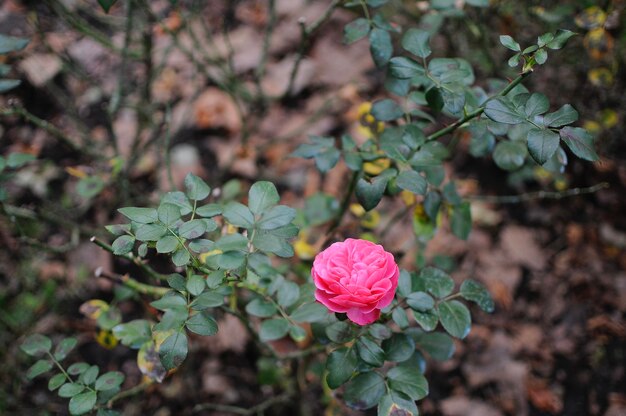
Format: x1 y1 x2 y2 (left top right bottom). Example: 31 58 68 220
95 330 118 349
354 102 385 138
79 299 109 320
65 166 87 179
360 210 380 229
137 341 167 382
575 6 607 30
599 109 618 129
294 233 317 260
349 203 366 217
583 120 602 134
583 28 614 60
587 67 614 87
199 249 223 264
400 190 416 206
363 157 391 176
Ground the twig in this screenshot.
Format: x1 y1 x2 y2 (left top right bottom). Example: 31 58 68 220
106 381 153 408
90 237 169 282
192 391 292 415
284 0 343 97
95 267 169 297
255 0 277 102
469 182 609 204
323 170 360 245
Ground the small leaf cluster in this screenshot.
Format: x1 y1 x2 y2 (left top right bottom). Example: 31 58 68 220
318 266 494 414
21 334 124 416
501 30 576 71
0 34 29 93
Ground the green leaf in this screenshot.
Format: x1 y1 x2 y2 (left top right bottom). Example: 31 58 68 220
414 331 455 361
186 312 218 336
389 57 424 79
396 170 427 195
258 206 296 230
413 309 439 331
178 219 207 239
112 320 152 348
184 173 211 201
499 35 520 51
248 181 280 215
535 48 548 64
135 224 167 241
48 373 67 391
356 337 385 367
387 366 428 400
97 0 118 13
223 202 254 228
118 207 158 224
344 18 370 44
26 359 53 379
157 203 181 226
159 331 188 370
356 176 389 211
161 192 193 216
172 248 191 267
527 128 560 164
392 307 410 329
369 324 392 340
524 93 549 118
450 202 472 240
246 298 277 317
67 363 90 376
196 203 222 218
112 235 135 255
95 371 124 391
559 126 599 161
484 98 526 124
406 292 435 311
191 291 224 310
277 281 300 308
54 337 78 361
259 319 290 341
315 147 341 173
344 372 386 410
156 236 179 254
402 28 431 58
419 267 454 298
369 28 393 68
0 78 21 92
0 34 29 54
69 391 97 415
493 141 527 171
466 0 489 6
423 191 441 220
58 383 85 398
543 104 578 127
326 347 357 389
547 29 576 50
186 274 206 296
80 365 99 385
366 0 389 6
21 334 52 356
438 300 471 339
508 54 520 67
290 302 329 323
326 321 354 343
217 250 246 268
460 279 494 312
377 392 419 416
382 333 415 362
371 99 403 122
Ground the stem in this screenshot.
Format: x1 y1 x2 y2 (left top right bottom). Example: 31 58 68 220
193 391 292 415
90 237 168 282
255 0 276 101
95 268 169 297
46 352 73 384
106 381 153 407
325 170 360 240
469 182 609 204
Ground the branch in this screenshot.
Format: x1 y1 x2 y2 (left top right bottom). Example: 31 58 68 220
469 182 609 204
90 237 169 282
95 267 169 297
192 391 292 415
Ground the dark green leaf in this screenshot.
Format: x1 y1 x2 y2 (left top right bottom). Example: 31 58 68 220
389 57 424 79
369 28 392 68
344 372 386 410
217 250 246 268
69 391 97 415
26 359 53 379
159 331 188 370
402 28 431 58
156 236 179 254
184 173 211 201
223 202 254 228
369 324 392 340
21 334 52 356
382 333 415 362
161 192 193 215
97 0 118 13
396 170 427 195
277 281 300 308
290 302 328 322
258 205 296 230
460 279 494 312
325 321 354 343
344 18 370 44
543 104 578 127
246 298 277 317
248 181 280 215
419 267 454 298
356 175 389 211
326 347 357 389
178 219 207 239
157 203 181 226
499 35 520 51
191 291 224 310
54 337 78 361
377 392 419 416
450 202 472 240
524 93 549 118
104 224 131 236
118 207 158 224
484 98 525 124
414 331 455 361
559 126 599 161
186 312 218 336
371 99 403 122
413 309 439 331
425 87 444 113
95 371 124 391
356 337 385 367
67 363 90 376
387 366 428 400
406 292 435 311
76 176 104 199
172 248 191 267
438 300 471 339
58 383 85 398
186 274 206 296
366 0 389 6
150 293 187 311
196 203 222 217
259 319 290 341
392 307 410 329
135 223 167 241
493 141 527 171
527 128 560 164
112 235 135 255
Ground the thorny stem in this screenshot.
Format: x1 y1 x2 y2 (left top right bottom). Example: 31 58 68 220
469 182 609 204
90 237 169 282
106 381 153 408
95 267 169 297
192 391 293 415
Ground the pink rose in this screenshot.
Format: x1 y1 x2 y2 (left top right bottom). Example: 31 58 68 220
312 238 399 326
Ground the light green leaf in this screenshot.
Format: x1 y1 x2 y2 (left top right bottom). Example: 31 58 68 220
0 34 29 54
484 98 526 124
196 203 222 218
112 320 152 348
547 29 576 50
21 334 52 356
58 382 85 398
95 371 124 391
290 302 329 323
118 207 158 224
26 359 53 379
389 56 424 79
172 248 191 267
135 224 167 241
371 99 403 121
535 48 548 64
178 219 207 239
277 281 300 308
48 373 67 391
396 170 427 195
223 202 254 228
191 291 224 310
248 181 280 215
402 28 431 58
112 235 135 255
499 35 520 51
54 337 78 361
259 319 290 341
80 365 99 385
157 203 181 226
186 274 206 296
377 391 419 416
392 307 410 329
418 267 454 298
161 192 193 216
406 292 435 312
245 298 277 317
156 236 179 254
258 205 296 230
450 202 472 240
69 391 97 415
184 173 211 201
412 309 439 332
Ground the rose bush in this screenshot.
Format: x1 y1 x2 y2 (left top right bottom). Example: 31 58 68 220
312 238 399 325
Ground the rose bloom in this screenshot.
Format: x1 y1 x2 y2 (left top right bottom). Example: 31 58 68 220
312 238 399 325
